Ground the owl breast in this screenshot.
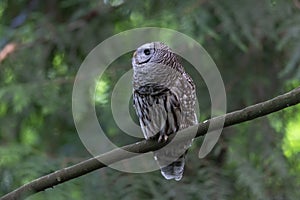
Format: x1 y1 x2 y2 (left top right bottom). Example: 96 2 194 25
133 83 181 140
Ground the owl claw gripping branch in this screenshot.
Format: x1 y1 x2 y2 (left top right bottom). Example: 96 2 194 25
158 134 169 143
132 42 198 181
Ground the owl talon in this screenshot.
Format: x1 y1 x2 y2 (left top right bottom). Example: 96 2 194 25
164 134 168 141
158 134 168 143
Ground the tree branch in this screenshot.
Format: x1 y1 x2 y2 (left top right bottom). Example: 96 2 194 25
1 86 300 200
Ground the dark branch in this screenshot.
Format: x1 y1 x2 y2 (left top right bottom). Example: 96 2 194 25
1 86 300 200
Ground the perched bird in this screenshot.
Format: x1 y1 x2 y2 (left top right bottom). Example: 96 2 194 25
132 42 198 181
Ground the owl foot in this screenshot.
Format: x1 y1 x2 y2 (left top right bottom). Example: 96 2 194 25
158 134 168 143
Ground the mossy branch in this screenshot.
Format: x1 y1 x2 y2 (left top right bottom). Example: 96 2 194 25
1 86 300 200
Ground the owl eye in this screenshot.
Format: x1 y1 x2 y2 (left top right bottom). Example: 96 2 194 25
143 49 151 55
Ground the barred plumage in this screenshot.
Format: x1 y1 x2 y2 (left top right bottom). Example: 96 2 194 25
133 84 181 140
132 42 197 181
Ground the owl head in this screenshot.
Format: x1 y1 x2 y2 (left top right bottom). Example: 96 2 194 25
132 42 171 68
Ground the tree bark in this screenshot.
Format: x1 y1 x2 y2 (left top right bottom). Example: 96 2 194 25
1 86 300 200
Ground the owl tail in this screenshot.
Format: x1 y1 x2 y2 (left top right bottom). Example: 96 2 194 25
160 155 185 181
154 139 191 181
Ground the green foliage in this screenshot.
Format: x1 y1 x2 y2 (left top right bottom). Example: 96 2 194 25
95 79 109 105
283 104 300 157
1 0 300 199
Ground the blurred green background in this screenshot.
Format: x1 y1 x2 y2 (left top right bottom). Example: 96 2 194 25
1 0 300 199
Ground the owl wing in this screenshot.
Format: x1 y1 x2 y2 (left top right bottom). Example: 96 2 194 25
133 84 181 140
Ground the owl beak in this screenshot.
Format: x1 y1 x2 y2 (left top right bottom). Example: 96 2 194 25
133 50 137 58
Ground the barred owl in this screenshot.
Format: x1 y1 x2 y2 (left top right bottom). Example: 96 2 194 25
132 42 197 181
